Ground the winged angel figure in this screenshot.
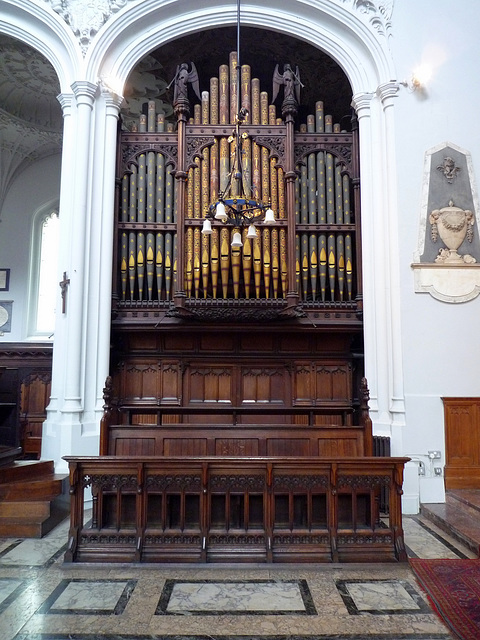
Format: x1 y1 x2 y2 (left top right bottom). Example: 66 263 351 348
171 62 201 105
272 63 302 105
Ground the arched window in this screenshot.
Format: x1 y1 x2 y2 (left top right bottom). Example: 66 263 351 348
28 206 59 337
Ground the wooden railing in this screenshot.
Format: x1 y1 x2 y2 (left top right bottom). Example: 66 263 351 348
64 455 408 564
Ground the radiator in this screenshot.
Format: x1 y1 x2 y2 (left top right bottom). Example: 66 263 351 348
373 436 391 514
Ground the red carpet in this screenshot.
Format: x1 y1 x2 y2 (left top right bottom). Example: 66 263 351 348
410 558 480 640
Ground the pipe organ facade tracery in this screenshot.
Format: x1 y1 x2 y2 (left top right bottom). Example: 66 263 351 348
114 53 361 320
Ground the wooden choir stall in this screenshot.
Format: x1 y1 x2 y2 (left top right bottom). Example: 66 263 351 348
65 52 409 564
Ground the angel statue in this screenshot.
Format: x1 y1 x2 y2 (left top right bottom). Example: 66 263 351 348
272 63 302 106
170 62 201 106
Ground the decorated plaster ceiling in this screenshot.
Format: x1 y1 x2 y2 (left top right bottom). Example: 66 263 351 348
0 36 62 132
0 36 63 212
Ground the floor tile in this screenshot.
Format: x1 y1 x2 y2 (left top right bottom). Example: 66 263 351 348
156 579 316 614
36 579 137 615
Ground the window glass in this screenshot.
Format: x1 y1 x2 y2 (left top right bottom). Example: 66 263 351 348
35 211 59 334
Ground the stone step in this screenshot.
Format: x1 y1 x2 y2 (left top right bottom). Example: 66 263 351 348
0 459 68 538
448 488 480 513
0 500 51 519
421 490 480 555
0 460 55 484
0 499 69 538
0 474 66 501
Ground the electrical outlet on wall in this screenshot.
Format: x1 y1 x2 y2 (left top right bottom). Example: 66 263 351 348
428 450 441 459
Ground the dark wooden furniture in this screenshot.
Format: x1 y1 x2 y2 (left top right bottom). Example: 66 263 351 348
64 378 409 564
65 454 408 563
443 397 480 489
0 344 52 458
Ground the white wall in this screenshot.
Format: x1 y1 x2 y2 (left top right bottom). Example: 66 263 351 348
0 155 61 342
390 0 480 508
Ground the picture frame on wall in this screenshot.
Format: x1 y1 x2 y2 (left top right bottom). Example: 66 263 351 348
0 269 10 292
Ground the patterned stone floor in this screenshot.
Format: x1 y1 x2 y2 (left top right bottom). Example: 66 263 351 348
0 514 475 640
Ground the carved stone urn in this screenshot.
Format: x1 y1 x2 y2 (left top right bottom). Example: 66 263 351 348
430 200 476 264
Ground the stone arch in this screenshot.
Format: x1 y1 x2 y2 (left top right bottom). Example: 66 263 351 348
87 0 395 97
0 1 81 91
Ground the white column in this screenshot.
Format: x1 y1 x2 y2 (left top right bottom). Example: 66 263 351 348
42 81 98 471
45 92 75 420
353 86 406 445
82 87 123 434
377 82 406 440
352 92 383 420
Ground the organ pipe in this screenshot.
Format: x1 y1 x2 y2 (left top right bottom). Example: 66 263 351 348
117 52 357 305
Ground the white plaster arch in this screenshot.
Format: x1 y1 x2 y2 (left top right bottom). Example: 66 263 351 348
0 0 81 91
85 0 396 96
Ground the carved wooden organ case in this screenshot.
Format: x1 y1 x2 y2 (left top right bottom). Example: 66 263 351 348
110 52 364 429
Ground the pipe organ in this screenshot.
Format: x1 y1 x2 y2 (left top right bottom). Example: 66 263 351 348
65 52 410 567
114 52 361 316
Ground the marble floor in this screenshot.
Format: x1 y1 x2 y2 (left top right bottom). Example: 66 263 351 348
0 514 476 640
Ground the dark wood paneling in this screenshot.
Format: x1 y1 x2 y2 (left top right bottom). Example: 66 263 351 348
444 397 480 489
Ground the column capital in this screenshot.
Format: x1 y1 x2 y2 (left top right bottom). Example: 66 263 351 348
57 92 74 115
98 78 125 114
376 81 400 105
71 80 98 106
351 92 374 118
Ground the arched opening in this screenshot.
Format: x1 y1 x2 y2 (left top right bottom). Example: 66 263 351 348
121 27 353 132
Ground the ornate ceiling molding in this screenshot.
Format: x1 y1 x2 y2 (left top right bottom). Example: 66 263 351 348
46 1 395 54
47 0 132 54
338 0 394 39
0 110 62 216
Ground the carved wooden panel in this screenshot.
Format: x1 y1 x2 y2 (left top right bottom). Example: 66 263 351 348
266 438 310 457
115 437 156 456
214 438 259 456
159 362 181 404
317 432 362 457
240 366 287 405
20 371 51 457
315 364 351 402
122 363 159 401
292 364 313 406
444 397 480 488
164 438 208 456
106 425 367 460
186 366 234 405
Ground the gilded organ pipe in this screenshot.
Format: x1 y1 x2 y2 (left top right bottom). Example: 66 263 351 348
116 53 357 306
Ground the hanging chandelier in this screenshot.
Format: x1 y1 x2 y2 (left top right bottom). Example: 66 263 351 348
201 0 276 247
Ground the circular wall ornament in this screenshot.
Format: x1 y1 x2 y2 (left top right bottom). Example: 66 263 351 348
0 302 12 332
0 305 9 328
